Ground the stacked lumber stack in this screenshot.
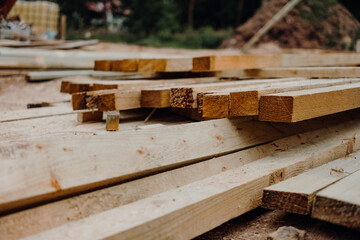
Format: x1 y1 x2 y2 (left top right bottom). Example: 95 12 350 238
66 53 360 128
2 51 360 239
2 106 360 239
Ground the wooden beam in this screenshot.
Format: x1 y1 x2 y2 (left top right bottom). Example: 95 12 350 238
312 170 360 230
94 60 112 71
106 111 120 131
0 126 330 239
193 54 360 72
262 152 360 215
193 55 282 72
77 111 103 123
138 58 192 72
23 126 360 240
202 78 360 118
66 77 219 94
0 106 74 123
170 78 303 108
75 89 142 112
218 67 360 79
1 114 357 213
259 82 360 122
112 59 138 72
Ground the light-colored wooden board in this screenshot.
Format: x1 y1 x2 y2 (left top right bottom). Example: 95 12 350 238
72 89 142 111
202 78 360 118
262 152 360 215
0 126 334 239
311 170 360 230
111 59 139 72
194 54 360 72
0 106 74 123
2 114 357 213
193 55 282 72
218 67 360 79
77 111 104 123
27 70 137 82
170 78 303 108
259 82 360 122
23 127 360 240
138 58 193 72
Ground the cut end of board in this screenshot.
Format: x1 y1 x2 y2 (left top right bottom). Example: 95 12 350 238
170 88 194 108
259 95 294 122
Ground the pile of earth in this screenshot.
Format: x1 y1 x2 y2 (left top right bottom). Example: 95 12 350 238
221 0 360 50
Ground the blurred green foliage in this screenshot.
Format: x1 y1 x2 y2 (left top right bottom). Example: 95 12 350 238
57 0 359 49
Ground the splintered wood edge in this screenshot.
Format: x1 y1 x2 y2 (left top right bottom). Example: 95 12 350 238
170 88 194 108
259 95 294 122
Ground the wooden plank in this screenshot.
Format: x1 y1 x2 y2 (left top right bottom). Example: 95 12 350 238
72 89 141 111
138 58 192 72
0 126 331 239
262 153 360 215
312 170 360 230
0 106 74 123
218 67 360 79
72 78 221 110
1 114 357 213
193 55 282 72
22 126 360 240
94 60 112 71
77 111 103 123
111 59 138 72
27 70 135 82
106 111 120 131
202 78 360 119
194 54 360 72
170 78 303 109
259 82 360 122
66 77 219 94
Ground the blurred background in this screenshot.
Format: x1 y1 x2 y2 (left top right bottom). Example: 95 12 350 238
2 0 360 50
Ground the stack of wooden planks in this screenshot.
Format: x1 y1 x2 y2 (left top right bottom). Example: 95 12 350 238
2 106 360 239
1 52 360 239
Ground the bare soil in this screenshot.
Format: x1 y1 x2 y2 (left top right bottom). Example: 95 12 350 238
221 0 360 51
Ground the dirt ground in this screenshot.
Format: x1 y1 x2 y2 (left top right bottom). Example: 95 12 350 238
1 42 359 239
196 209 360 240
221 0 360 51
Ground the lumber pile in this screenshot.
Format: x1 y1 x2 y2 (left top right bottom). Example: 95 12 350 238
2 51 360 239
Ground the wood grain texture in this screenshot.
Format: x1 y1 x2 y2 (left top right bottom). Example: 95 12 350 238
201 78 360 119
23 127 359 240
259 82 360 122
170 78 302 108
193 55 282 72
1 115 357 214
262 152 360 215
94 60 112 71
0 127 332 239
219 67 360 79
138 58 192 72
312 170 360 230
194 54 360 72
106 111 120 131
